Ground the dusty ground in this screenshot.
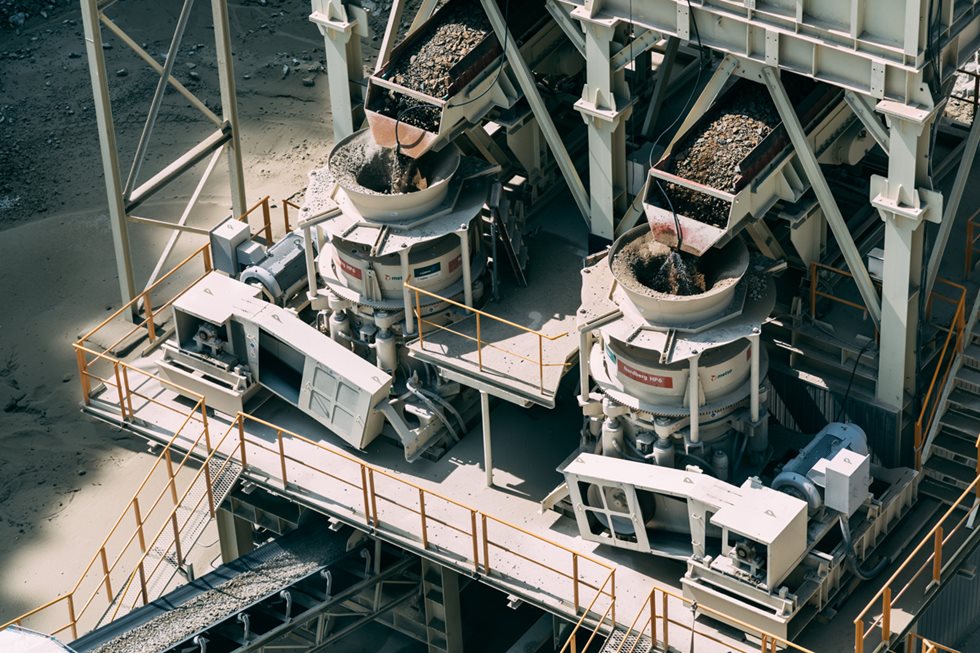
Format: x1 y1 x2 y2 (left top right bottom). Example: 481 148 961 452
0 0 396 639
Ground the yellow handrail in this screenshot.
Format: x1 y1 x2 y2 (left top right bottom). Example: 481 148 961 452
854 474 980 652
405 282 569 394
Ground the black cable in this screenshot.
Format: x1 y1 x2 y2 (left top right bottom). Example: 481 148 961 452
835 336 876 422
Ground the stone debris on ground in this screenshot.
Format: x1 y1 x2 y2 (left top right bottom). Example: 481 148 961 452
945 55 979 125
658 85 781 227
90 532 341 653
377 0 491 131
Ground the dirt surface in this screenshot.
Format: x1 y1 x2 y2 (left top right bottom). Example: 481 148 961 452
659 85 780 227
0 0 410 634
612 232 707 297
376 0 490 130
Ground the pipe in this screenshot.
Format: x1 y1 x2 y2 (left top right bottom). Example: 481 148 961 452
459 227 473 308
689 354 700 443
838 514 889 580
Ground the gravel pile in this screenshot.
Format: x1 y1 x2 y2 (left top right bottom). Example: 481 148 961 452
659 85 780 227
330 136 426 195
378 0 491 130
91 534 339 653
612 232 707 297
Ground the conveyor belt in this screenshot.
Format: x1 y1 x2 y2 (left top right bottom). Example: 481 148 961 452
69 522 353 653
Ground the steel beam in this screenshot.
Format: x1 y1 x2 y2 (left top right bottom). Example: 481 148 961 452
925 106 980 296
123 0 195 198
311 1 357 142
844 91 890 155
641 36 679 138
762 66 882 328
479 0 591 228
211 0 247 217
407 0 438 34
80 0 137 312
100 15 221 127
611 29 660 72
127 127 232 211
374 0 406 73
545 0 585 58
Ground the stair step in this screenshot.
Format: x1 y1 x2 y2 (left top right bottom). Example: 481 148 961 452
941 410 980 439
924 455 976 490
425 588 444 604
933 430 979 464
948 388 980 415
963 344 980 368
955 365 980 392
920 476 964 505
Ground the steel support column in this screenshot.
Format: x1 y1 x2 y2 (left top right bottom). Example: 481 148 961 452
80 0 137 312
872 101 942 409
216 507 253 564
572 15 631 241
481 390 493 488
311 0 360 143
211 0 247 217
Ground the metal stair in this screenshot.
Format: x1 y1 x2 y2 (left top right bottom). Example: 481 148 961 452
94 455 243 629
420 558 462 653
598 627 653 653
921 297 980 504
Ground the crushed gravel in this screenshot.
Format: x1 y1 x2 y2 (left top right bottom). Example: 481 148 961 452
330 136 427 195
612 232 707 297
377 0 492 130
657 85 781 227
90 533 339 653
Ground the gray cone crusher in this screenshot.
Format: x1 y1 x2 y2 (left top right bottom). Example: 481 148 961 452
563 225 920 639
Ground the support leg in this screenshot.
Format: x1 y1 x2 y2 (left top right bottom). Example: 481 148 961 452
211 0 247 217
481 391 492 488
216 508 253 564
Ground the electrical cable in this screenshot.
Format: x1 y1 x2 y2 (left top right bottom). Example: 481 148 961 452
838 513 890 580
835 336 876 423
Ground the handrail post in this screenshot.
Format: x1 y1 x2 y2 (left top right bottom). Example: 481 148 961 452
133 497 149 605
237 415 248 468
277 429 288 488
201 401 211 453
538 335 545 394
282 199 291 233
75 347 91 403
165 449 184 567
202 455 216 519
572 553 580 612
470 510 479 572
262 196 273 243
419 488 428 549
113 362 126 420
482 514 490 574
649 590 657 646
933 527 944 583
881 587 891 642
121 365 134 419
67 594 78 640
203 246 212 272
476 312 483 371
610 569 616 622
360 465 372 526
369 468 378 524
661 590 669 651
855 619 864 653
99 547 113 603
145 288 156 342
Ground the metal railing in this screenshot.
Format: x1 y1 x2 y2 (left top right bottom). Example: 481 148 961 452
561 584 816 653
905 633 963 653
915 279 969 469
406 282 570 394
809 261 880 325
949 66 980 124
854 474 980 653
0 389 229 637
